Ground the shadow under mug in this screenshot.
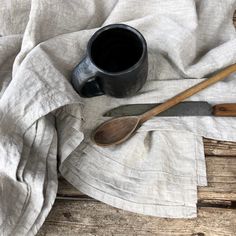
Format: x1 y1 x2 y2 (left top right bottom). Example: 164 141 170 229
71 24 148 98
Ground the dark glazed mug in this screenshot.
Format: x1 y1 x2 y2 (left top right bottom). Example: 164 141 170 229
71 24 148 98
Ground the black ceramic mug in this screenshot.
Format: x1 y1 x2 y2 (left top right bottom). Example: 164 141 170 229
71 24 148 98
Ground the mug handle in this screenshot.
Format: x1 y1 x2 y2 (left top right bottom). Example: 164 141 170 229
71 56 104 97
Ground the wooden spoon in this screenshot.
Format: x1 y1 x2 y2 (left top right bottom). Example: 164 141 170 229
92 64 236 146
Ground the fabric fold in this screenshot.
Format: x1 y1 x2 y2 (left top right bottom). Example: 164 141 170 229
0 0 236 235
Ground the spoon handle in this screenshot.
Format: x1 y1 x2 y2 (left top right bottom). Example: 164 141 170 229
140 64 236 123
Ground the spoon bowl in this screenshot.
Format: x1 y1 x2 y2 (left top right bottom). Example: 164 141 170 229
93 116 140 146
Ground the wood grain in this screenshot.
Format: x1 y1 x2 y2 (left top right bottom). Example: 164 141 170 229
198 156 236 202
38 200 236 236
204 138 236 156
213 103 236 117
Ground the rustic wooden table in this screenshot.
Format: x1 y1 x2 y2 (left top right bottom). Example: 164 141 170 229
38 14 236 236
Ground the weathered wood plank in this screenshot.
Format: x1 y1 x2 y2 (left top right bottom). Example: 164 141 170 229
57 177 84 198
204 138 236 156
57 154 236 202
37 200 236 236
198 156 236 202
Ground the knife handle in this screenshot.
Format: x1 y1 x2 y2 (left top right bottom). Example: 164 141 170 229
213 104 236 116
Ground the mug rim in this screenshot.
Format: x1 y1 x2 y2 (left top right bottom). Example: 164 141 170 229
87 23 147 76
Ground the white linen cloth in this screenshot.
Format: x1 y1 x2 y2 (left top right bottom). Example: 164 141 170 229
0 0 236 235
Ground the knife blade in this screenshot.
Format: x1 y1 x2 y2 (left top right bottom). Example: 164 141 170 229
103 102 236 117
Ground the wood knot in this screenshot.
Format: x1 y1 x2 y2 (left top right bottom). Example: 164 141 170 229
63 212 72 219
218 107 226 111
191 233 205 236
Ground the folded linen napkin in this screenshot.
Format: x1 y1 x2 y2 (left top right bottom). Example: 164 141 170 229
0 0 236 235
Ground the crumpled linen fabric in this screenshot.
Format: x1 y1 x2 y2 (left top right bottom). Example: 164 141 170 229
0 0 236 235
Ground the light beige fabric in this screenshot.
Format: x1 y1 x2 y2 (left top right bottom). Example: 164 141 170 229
0 0 236 235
